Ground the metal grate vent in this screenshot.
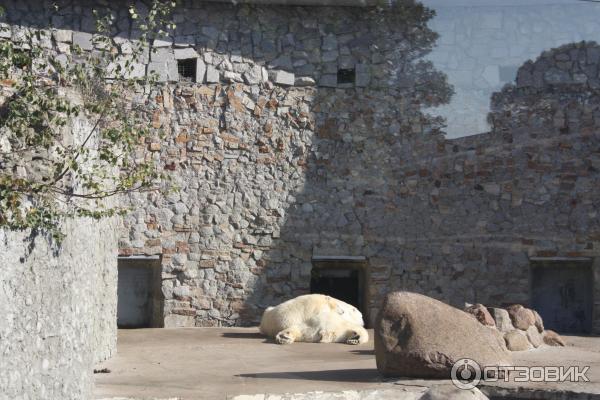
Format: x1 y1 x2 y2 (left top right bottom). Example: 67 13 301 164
177 58 197 81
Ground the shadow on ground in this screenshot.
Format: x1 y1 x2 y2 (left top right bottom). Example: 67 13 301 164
237 368 381 383
221 331 266 340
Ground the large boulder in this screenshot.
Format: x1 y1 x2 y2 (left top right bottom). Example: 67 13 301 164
504 330 531 351
488 308 514 333
506 305 535 330
465 304 496 327
375 292 511 378
543 330 566 347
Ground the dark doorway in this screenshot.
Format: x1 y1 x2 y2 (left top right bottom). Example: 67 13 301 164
531 258 594 334
117 257 163 328
310 257 368 324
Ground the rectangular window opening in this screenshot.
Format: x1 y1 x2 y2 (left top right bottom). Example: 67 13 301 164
177 58 197 81
337 68 355 85
117 257 164 328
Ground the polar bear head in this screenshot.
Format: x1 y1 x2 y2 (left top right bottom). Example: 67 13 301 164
331 298 364 327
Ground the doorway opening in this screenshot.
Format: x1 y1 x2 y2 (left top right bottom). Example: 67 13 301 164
310 256 368 326
117 256 163 328
530 258 594 334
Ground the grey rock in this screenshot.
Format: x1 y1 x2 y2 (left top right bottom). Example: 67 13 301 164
506 305 535 331
206 65 220 83
268 70 295 86
526 325 543 348
295 76 316 86
488 308 514 333
504 330 531 351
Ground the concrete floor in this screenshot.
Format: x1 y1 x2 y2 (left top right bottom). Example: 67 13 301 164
94 328 600 400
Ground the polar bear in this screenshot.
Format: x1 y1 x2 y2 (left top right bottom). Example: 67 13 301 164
259 294 369 345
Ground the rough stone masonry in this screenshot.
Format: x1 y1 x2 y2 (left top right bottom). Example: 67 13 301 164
2 0 599 333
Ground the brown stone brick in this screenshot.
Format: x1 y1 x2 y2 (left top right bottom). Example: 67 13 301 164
145 239 161 247
199 259 215 268
119 248 134 256
148 142 161 151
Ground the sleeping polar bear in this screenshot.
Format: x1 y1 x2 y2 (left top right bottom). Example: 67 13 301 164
259 294 369 345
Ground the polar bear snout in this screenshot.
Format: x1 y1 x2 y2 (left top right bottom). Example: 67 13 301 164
345 327 369 345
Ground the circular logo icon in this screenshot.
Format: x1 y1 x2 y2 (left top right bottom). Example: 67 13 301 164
451 358 482 390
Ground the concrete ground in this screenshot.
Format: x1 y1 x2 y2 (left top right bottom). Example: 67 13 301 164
94 328 600 400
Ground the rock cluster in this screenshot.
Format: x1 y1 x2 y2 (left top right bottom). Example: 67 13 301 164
464 303 566 351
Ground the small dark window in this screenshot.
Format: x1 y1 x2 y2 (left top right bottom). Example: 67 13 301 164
177 58 197 81
337 68 355 85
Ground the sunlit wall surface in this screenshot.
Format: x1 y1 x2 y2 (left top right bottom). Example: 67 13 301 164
423 0 600 138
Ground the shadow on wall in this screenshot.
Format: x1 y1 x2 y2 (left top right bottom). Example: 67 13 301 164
238 2 454 326
6 0 454 327
347 40 600 325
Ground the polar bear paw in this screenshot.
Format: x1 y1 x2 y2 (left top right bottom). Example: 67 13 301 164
275 329 297 345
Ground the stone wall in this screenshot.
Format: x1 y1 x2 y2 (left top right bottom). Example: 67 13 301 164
0 217 119 399
100 0 451 327
401 41 600 332
2 1 598 334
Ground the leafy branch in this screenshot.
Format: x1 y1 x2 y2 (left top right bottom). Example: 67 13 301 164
0 1 177 242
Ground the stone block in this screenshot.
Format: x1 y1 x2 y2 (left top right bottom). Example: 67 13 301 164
206 65 220 83
268 55 292 70
148 62 169 82
174 35 195 47
53 29 72 43
153 37 172 48
319 74 337 88
0 24 11 39
72 31 93 51
322 33 337 51
174 47 198 60
196 58 206 83
295 76 315 86
322 50 339 63
151 47 174 63
268 70 295 86
202 26 220 40
167 61 179 82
